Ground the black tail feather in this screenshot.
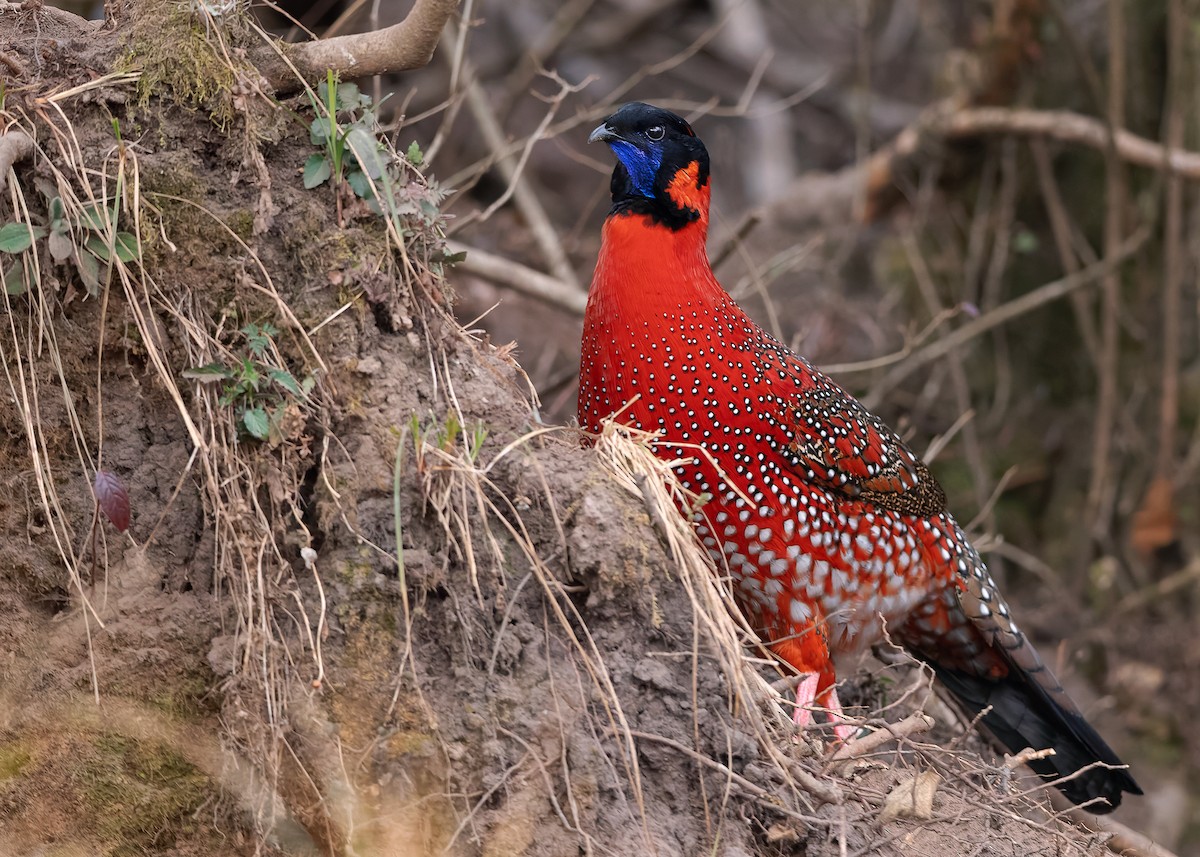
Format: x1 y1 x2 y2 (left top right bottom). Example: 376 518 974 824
929 664 1142 812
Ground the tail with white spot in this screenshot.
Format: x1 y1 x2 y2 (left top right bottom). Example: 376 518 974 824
897 559 1141 812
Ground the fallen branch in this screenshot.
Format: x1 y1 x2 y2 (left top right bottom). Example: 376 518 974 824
0 130 34 192
446 240 587 316
255 0 459 93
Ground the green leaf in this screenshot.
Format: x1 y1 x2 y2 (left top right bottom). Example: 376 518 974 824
269 368 303 396
336 81 361 107
0 223 45 253
346 169 374 200
316 78 334 108
48 231 74 261
182 363 233 382
406 140 423 166
303 153 332 189
112 232 139 262
79 202 115 233
242 407 270 440
346 126 386 179
48 197 64 221
309 117 330 146
235 357 262 387
76 251 101 295
4 261 27 295
85 234 112 262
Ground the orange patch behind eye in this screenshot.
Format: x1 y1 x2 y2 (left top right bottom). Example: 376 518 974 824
664 161 708 215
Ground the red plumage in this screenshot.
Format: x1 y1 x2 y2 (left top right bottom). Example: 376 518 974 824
579 103 1140 812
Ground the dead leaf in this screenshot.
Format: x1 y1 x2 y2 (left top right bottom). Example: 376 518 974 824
878 771 941 823
93 469 130 532
1131 475 1178 555
765 821 803 844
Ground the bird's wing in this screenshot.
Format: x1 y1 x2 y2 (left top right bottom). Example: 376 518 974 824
775 367 947 518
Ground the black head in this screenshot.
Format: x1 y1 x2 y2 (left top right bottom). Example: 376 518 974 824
589 102 710 229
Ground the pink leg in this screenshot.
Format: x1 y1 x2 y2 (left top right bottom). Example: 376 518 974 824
792 674 820 727
792 677 856 742
821 686 857 743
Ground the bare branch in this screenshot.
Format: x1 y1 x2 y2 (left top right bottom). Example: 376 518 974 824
0 130 34 192
256 0 459 93
715 103 1200 263
446 240 587 316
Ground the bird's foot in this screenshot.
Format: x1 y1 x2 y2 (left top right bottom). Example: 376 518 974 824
791 675 856 743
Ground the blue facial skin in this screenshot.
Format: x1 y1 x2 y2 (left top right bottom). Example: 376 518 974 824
610 139 662 198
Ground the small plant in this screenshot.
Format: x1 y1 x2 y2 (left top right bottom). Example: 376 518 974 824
183 322 316 443
303 71 390 219
0 192 140 297
408 412 489 468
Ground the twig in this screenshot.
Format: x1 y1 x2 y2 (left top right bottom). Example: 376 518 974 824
1028 138 1102 370
827 712 934 763
0 130 35 192
628 729 841 809
900 227 991 518
451 65 582 291
720 103 1200 262
1106 556 1200 617
444 240 586 315
867 229 1149 402
1157 0 1186 480
459 68 593 229
1002 746 1056 770
936 108 1200 177
1085 0 1127 542
1047 791 1182 857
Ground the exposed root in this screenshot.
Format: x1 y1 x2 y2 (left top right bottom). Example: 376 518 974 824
0 129 34 192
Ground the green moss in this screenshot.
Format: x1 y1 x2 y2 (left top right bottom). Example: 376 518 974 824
0 743 32 780
118 0 251 128
385 730 435 757
335 550 378 585
291 221 391 282
226 208 256 241
79 733 211 853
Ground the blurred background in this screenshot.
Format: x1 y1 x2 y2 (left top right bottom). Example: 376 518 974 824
63 0 1200 847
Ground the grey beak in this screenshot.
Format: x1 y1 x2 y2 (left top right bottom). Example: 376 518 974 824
588 122 620 144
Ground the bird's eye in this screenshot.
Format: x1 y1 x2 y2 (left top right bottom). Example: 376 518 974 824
646 125 665 141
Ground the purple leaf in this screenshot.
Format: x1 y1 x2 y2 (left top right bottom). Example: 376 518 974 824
94 470 130 532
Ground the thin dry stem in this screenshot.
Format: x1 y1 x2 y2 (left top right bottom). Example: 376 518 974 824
1085 0 1127 541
